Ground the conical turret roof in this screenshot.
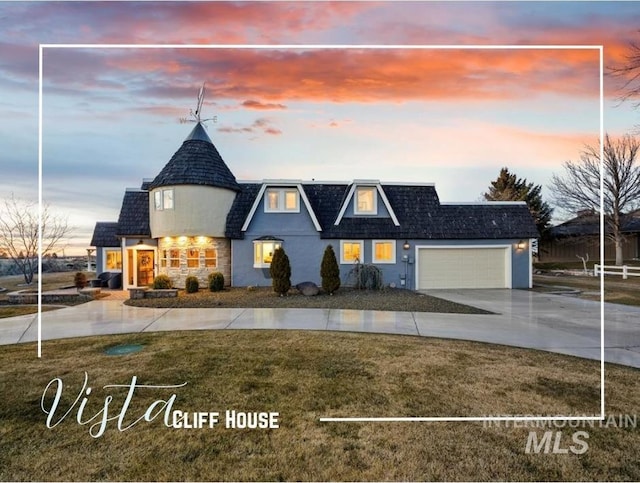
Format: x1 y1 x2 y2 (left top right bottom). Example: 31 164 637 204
149 123 240 192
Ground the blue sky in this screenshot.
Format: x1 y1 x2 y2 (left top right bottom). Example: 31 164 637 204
1 1 639 254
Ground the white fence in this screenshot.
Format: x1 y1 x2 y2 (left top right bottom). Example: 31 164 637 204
593 264 640 280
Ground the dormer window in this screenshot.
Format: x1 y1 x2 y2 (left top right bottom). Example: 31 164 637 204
355 187 377 215
264 188 299 213
154 189 174 211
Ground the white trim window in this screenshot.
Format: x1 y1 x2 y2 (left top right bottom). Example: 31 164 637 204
253 240 283 268
372 240 396 264
204 248 217 268
154 189 174 211
264 188 300 213
355 186 377 215
340 240 363 264
103 248 122 271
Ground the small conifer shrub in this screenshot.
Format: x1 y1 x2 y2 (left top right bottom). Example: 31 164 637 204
270 247 291 296
320 245 340 294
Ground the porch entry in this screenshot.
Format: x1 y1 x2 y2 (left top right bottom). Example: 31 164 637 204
126 248 155 287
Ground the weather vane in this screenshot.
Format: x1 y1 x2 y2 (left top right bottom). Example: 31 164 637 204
179 82 217 124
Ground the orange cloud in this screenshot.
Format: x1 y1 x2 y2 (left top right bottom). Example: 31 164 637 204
242 100 287 110
94 47 600 105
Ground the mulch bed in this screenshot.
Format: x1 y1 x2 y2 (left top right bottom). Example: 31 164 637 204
125 286 492 314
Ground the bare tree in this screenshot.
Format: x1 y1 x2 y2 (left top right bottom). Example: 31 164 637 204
549 134 640 266
0 195 70 285
610 36 640 109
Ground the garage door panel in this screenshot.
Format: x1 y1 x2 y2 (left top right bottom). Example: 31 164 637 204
418 247 508 289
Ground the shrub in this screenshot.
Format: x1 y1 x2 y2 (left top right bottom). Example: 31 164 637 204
73 272 87 289
208 272 225 292
270 247 291 296
152 274 173 289
348 261 383 290
320 245 340 295
185 276 199 293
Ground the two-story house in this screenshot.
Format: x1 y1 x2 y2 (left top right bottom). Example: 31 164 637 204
91 122 538 290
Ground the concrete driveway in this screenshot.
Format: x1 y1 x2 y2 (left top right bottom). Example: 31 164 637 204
419 289 640 368
1 289 639 368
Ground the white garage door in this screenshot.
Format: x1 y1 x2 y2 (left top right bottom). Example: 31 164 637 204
417 247 510 289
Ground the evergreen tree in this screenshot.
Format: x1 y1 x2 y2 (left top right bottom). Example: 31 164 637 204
320 245 340 294
270 247 291 296
484 167 553 238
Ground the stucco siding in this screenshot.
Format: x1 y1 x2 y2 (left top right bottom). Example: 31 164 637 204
233 234 531 289
149 185 237 238
232 195 325 286
95 250 105 274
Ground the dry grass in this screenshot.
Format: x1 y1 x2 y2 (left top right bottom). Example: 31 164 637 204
533 274 640 306
534 260 640 270
0 271 95 299
125 286 491 314
1 330 639 481
0 305 60 318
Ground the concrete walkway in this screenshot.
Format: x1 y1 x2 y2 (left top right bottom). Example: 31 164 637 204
1 289 639 368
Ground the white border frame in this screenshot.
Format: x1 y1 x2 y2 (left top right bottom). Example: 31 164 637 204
38 42 605 424
414 244 512 290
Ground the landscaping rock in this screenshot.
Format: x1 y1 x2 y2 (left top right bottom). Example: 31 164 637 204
296 281 319 296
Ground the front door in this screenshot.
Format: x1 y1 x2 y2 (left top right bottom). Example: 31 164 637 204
126 248 156 288
137 250 155 286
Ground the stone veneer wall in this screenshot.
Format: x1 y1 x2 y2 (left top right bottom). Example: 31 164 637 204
158 236 231 288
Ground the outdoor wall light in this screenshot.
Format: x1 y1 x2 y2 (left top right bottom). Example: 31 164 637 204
403 240 410 250
516 240 526 250
136 239 144 246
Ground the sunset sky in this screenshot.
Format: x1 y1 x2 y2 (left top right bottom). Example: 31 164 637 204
1 1 639 254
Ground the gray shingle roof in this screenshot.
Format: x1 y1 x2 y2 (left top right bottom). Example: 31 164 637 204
90 222 119 247
116 190 151 237
225 183 262 238
148 123 240 192
227 183 539 240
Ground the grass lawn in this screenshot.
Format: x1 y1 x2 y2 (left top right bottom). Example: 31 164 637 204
0 272 93 299
0 305 61 318
533 273 640 306
126 286 492 314
1 330 639 481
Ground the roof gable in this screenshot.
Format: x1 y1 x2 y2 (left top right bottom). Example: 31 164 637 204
239 183 322 232
334 182 400 226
